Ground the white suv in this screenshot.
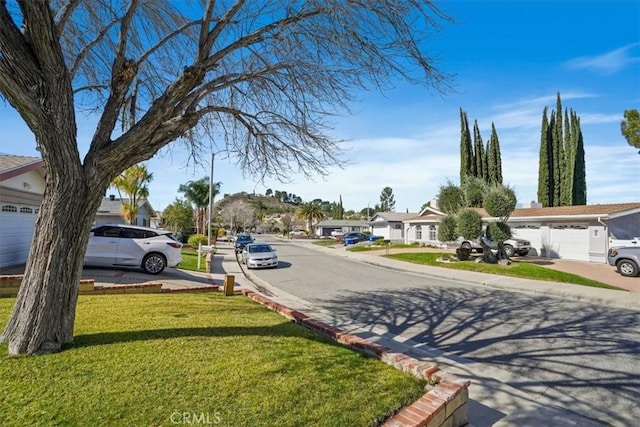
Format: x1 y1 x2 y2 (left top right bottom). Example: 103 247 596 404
84 224 183 274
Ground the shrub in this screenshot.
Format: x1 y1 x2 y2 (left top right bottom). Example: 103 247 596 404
187 233 209 246
484 185 516 218
486 222 511 242
438 214 458 242
456 247 471 261
456 208 483 240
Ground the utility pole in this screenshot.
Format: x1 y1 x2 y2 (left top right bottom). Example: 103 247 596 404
208 152 214 245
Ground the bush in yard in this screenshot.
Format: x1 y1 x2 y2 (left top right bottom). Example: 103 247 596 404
437 180 465 214
438 214 458 242
486 222 511 242
456 247 471 261
484 184 516 219
462 176 488 207
456 208 483 241
188 234 209 247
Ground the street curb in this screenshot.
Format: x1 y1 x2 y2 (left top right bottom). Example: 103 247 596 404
242 289 470 427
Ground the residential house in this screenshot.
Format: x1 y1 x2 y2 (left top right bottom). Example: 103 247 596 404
369 212 418 243
0 155 45 268
403 202 640 263
314 219 370 237
95 194 157 227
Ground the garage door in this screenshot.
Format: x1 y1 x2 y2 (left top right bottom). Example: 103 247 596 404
0 204 38 268
511 226 542 256
549 224 589 261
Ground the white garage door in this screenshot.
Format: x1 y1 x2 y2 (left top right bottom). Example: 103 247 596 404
549 225 589 261
0 204 38 268
511 226 542 256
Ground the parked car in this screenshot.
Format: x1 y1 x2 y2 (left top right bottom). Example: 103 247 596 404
176 228 196 243
84 224 182 274
340 232 370 245
458 236 531 257
234 234 254 253
608 246 640 277
241 243 278 269
289 230 306 237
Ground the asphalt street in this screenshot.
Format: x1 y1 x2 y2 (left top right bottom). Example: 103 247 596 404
245 236 640 427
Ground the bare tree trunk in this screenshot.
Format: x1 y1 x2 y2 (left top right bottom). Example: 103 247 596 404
1 178 103 355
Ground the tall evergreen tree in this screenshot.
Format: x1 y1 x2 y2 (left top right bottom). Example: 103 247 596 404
561 110 574 206
571 112 587 205
487 123 503 184
537 107 552 207
537 94 587 207
379 186 396 212
472 120 486 179
551 94 564 206
459 109 474 183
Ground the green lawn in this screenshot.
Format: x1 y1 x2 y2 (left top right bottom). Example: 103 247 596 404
0 294 424 426
387 252 622 290
178 247 211 272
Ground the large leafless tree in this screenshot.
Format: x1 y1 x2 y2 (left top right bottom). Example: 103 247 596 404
0 0 451 355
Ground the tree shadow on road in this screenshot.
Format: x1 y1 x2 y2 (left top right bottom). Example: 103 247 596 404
319 285 640 425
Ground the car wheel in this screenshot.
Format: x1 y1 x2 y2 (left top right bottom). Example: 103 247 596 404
503 244 515 257
617 260 639 277
142 253 166 274
461 242 472 250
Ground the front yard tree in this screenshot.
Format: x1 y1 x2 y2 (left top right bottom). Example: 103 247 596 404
178 178 220 235
437 180 464 214
537 93 586 207
459 108 474 183
111 163 153 224
297 201 325 233
379 187 396 212
0 1 450 355
162 199 194 233
621 109 640 152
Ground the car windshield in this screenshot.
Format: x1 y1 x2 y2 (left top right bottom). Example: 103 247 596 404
237 235 252 241
248 244 272 253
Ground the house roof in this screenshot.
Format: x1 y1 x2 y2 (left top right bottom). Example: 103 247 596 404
0 155 44 181
315 219 369 227
370 212 418 223
96 196 156 217
403 202 640 223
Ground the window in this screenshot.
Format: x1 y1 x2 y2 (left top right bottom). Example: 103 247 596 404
20 207 33 214
429 225 437 240
93 226 122 237
1 205 17 212
416 225 422 240
394 224 402 229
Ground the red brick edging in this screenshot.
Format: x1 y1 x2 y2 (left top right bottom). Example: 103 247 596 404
242 290 470 427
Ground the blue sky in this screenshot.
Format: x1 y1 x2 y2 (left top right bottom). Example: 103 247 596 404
1 0 639 213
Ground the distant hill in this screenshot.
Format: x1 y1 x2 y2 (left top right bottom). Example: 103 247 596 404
214 192 297 215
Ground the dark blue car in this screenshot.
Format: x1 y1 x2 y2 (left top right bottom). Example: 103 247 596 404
234 234 254 253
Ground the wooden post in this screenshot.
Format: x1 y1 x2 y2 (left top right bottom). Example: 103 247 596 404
223 275 235 296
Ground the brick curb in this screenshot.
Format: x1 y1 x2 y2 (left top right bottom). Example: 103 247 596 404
242 289 470 427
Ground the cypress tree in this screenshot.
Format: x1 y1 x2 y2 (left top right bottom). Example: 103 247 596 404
551 94 564 206
571 112 587 204
459 109 473 184
487 122 503 185
473 120 485 179
562 109 574 206
537 106 552 207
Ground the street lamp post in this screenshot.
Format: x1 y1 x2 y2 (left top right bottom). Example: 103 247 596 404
207 152 215 245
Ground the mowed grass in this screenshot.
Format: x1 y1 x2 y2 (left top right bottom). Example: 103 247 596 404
177 247 210 272
387 252 622 290
0 294 424 427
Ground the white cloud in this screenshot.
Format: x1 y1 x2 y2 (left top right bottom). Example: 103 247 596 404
564 43 640 74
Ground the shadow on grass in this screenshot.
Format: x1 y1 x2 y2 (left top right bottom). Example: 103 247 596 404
69 322 343 351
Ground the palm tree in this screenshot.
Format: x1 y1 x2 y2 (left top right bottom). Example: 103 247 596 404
111 164 153 224
296 201 325 234
178 177 221 234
